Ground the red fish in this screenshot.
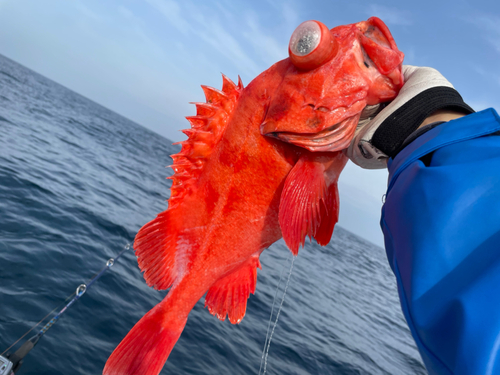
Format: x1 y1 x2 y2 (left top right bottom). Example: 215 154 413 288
104 17 404 375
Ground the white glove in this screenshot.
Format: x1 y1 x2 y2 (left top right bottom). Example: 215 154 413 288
346 65 474 169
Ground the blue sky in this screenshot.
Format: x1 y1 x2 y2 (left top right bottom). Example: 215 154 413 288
0 0 498 245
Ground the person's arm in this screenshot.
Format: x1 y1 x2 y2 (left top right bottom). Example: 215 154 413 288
347 66 500 375
417 109 465 129
383 108 500 375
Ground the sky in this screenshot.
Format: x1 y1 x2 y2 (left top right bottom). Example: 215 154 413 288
0 0 498 246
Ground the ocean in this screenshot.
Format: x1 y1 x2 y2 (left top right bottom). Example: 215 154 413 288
0 53 426 375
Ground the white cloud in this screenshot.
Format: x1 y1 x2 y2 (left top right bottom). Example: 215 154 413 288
281 3 300 30
366 4 413 26
243 11 288 67
469 14 500 54
74 0 105 23
117 6 134 20
471 14 500 34
145 0 262 78
145 0 192 35
470 63 500 93
487 38 500 55
192 12 261 78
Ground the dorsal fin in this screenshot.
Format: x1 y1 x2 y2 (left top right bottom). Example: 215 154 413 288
221 73 236 94
201 85 228 106
133 74 243 289
169 74 242 203
190 102 217 117
184 115 207 129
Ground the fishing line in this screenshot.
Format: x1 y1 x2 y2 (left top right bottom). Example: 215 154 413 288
1 243 131 359
258 254 290 375
0 297 71 357
258 252 295 375
262 256 295 375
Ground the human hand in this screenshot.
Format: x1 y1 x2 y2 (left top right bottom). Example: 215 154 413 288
346 65 474 169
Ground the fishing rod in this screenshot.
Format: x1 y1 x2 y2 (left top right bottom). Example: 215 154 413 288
0 243 131 375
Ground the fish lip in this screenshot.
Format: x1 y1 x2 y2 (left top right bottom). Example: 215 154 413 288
265 116 359 152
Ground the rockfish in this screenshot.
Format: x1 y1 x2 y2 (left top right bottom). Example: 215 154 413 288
104 17 404 375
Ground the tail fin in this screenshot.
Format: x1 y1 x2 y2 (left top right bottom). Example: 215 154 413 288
103 300 187 375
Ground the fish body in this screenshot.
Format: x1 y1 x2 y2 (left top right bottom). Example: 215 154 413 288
104 17 404 375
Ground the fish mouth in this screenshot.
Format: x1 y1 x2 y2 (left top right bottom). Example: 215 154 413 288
264 115 360 152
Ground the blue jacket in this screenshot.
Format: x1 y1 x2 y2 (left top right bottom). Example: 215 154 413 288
382 108 500 374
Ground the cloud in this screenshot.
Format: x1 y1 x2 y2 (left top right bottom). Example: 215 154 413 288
471 64 500 84
242 11 288 67
74 0 105 23
471 14 500 34
468 14 500 55
366 4 413 26
144 0 262 78
117 6 134 20
484 37 500 56
145 0 192 35
470 55 500 95
191 11 261 77
281 3 300 29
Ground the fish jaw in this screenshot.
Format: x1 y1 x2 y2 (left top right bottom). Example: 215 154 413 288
263 113 361 152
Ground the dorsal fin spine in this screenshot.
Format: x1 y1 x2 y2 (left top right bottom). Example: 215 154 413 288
167 74 242 202
185 116 207 129
190 102 218 117
201 85 228 107
221 73 237 94
182 129 195 137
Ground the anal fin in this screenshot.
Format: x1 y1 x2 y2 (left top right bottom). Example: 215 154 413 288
204 255 262 324
279 151 348 255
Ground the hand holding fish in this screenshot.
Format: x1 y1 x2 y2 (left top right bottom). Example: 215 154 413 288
347 65 474 168
104 17 405 375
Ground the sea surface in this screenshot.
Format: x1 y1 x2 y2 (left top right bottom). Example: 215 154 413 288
0 53 426 375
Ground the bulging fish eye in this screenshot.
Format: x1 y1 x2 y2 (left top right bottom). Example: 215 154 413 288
289 21 321 56
288 20 338 70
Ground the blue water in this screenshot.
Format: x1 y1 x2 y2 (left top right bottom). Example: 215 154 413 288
0 53 426 375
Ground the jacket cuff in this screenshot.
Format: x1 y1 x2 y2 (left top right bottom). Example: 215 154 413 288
371 87 474 158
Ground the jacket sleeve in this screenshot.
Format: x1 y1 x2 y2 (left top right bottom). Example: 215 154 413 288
381 108 500 375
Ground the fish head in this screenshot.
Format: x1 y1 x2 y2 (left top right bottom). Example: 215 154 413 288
261 17 404 152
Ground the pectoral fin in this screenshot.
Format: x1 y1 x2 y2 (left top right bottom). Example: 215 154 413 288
279 151 348 255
